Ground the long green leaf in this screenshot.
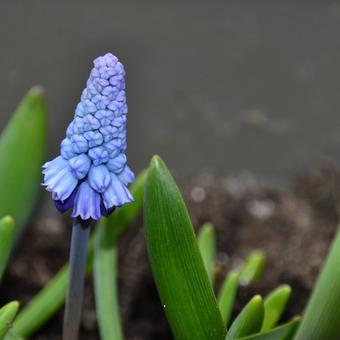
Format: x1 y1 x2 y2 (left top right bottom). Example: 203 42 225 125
0 216 15 281
94 225 122 340
0 88 46 239
144 156 226 340
239 250 265 286
218 270 239 326
237 317 300 340
197 223 216 284
0 301 19 339
261 285 291 332
227 295 264 340
93 171 147 340
13 171 146 338
295 228 340 339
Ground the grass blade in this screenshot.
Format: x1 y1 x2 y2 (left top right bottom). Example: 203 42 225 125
239 250 265 286
93 171 146 340
0 88 46 239
237 317 300 340
0 216 15 281
227 295 264 340
0 301 19 339
197 223 216 284
295 228 340 339
13 171 146 338
217 270 239 326
261 285 291 332
94 224 122 340
144 156 226 340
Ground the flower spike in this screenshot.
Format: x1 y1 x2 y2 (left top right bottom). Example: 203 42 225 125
42 53 134 220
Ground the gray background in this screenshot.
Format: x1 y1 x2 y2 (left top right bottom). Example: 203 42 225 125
1 2 340 183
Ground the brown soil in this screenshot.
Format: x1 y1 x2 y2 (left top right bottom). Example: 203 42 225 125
1 167 340 340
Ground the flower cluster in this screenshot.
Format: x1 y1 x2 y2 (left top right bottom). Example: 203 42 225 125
42 53 134 220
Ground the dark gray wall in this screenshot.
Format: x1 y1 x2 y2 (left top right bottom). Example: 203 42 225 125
1 2 340 182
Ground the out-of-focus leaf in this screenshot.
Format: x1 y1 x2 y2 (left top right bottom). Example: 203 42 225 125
239 250 265 286
237 317 300 340
261 285 291 332
144 156 226 340
94 171 146 340
227 295 264 340
0 216 15 281
197 222 216 284
4 331 24 340
218 270 239 325
0 301 19 339
0 88 46 239
295 228 340 339
13 171 146 338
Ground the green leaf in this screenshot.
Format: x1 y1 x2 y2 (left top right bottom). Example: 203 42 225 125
261 285 291 332
93 171 147 340
239 250 265 286
144 156 226 340
0 301 19 339
197 222 216 284
4 331 24 340
0 216 15 281
218 270 239 326
13 171 146 338
0 88 46 239
295 227 340 339
94 226 122 340
237 317 300 340
227 295 264 340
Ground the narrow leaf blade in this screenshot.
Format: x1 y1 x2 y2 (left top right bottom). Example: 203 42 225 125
227 295 264 340
218 270 239 325
0 216 15 281
239 250 265 286
237 317 300 340
295 227 340 339
197 223 216 284
0 301 19 339
261 285 291 332
144 156 226 340
0 88 46 239
93 223 122 340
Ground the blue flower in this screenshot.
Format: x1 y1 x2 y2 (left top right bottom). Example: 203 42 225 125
42 53 135 220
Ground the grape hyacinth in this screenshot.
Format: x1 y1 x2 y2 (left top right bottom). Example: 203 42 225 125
42 53 135 220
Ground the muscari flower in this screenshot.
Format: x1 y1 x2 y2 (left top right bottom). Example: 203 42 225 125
42 53 135 220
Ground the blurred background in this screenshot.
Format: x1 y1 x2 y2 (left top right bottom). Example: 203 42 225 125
1 2 340 184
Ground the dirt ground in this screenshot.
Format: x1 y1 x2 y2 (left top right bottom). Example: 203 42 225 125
1 166 340 340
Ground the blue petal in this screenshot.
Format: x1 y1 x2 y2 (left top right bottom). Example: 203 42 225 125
102 173 133 209
53 186 78 213
106 153 126 173
69 154 91 179
71 182 102 220
119 165 135 185
43 156 78 201
60 138 76 160
88 165 111 193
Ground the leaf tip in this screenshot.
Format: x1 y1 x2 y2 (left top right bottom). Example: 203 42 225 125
29 86 45 97
150 154 165 170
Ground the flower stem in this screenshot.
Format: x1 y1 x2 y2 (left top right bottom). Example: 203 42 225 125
63 218 91 340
